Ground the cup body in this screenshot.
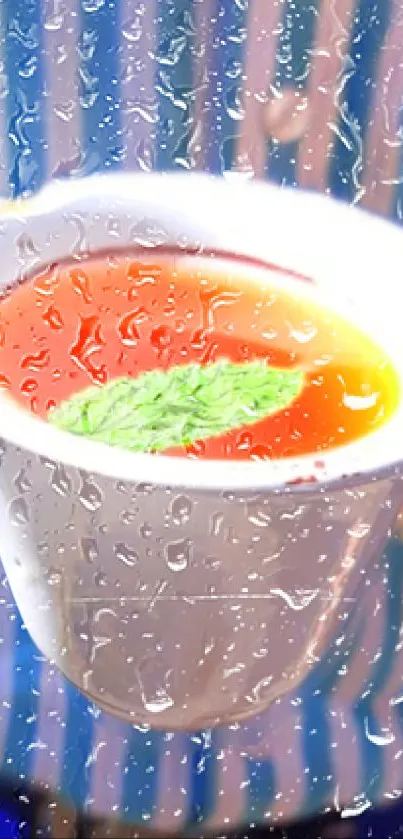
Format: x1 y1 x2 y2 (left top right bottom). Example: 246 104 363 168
0 449 401 729
0 173 403 729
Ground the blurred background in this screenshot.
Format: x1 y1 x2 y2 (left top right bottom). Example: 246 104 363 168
0 0 402 215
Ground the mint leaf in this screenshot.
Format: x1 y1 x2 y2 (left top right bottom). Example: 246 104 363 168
48 360 304 453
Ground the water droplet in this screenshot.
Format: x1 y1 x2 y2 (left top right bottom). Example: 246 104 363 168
287 323 317 344
136 482 153 496
169 495 192 525
55 44 68 64
235 431 252 453
247 508 271 528
31 263 59 296
342 393 378 411
347 521 371 539
204 555 221 570
165 538 192 572
44 11 64 30
106 217 121 238
37 540 49 556
94 571 107 587
89 634 111 663
50 464 72 497
46 568 62 586
142 692 174 714
120 509 137 525
53 100 75 123
82 0 105 11
270 588 319 611
131 270 158 291
77 28 96 62
135 138 155 172
18 55 38 79
0 72 8 100
118 311 140 346
127 304 150 324
21 349 50 372
186 439 205 458
43 305 64 330
79 477 103 512
67 212 89 255
70 315 107 385
204 638 215 656
224 57 242 80
21 378 38 395
262 326 277 340
9 497 30 526
140 523 152 539
137 656 174 714
13 468 32 493
364 717 395 746
79 82 99 111
248 675 273 704
71 268 93 303
115 481 128 495
94 606 117 623
225 85 244 121
16 235 40 267
130 219 168 248
209 512 224 537
114 542 138 567
155 33 187 67
253 646 269 660
80 537 98 563
199 285 242 330
150 325 173 355
122 15 142 42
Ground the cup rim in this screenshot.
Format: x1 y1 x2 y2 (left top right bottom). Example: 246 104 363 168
0 171 402 493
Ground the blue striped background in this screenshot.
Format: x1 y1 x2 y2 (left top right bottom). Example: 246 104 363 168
155 0 195 171
3 0 46 196
268 0 320 187
329 0 392 202
78 0 123 174
0 0 402 208
202 0 247 174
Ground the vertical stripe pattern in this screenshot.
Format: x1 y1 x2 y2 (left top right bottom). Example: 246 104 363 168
78 0 122 173
192 0 215 170
328 0 392 203
201 0 248 174
119 0 157 172
3 0 47 195
42 0 81 180
31 664 67 792
267 0 320 186
2 619 42 784
154 0 195 172
0 580 19 769
235 1 283 178
297 0 356 191
0 4 9 196
361 0 403 215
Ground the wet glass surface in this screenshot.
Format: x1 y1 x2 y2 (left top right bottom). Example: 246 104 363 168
0 2 403 837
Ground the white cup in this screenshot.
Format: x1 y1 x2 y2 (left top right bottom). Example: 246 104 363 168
0 173 403 730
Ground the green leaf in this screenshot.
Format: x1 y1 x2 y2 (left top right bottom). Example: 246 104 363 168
48 360 304 453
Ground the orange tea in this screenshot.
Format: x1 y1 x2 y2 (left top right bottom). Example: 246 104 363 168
0 250 399 461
